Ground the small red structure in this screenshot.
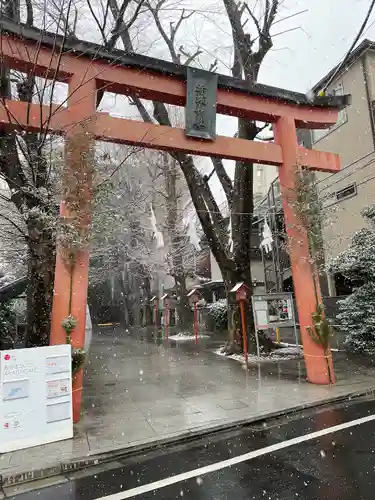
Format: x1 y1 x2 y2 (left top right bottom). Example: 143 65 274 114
187 289 202 344
231 283 250 364
231 282 250 303
150 296 159 328
161 294 170 340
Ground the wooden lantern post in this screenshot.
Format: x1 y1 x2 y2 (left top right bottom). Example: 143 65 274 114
187 289 202 344
161 294 170 340
231 283 250 364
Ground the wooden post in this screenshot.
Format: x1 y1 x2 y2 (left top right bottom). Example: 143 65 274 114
230 283 250 365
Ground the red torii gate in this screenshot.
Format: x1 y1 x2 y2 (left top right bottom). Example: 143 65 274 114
0 20 350 421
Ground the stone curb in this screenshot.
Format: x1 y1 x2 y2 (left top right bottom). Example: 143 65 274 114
2 387 374 489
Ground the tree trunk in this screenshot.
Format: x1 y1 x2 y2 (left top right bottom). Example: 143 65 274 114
25 215 56 347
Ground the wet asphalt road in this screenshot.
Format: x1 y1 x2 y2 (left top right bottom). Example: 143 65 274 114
5 395 375 500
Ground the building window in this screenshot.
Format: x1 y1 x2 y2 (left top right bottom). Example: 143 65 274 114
312 83 347 143
336 183 357 201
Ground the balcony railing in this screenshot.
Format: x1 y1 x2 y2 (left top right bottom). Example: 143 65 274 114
255 176 292 293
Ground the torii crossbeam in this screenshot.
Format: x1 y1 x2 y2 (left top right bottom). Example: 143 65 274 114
0 19 350 421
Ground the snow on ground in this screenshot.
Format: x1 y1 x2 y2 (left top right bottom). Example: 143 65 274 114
279 341 341 353
214 346 302 365
271 346 303 356
169 332 210 341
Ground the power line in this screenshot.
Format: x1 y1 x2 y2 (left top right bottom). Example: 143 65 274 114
322 0 375 92
317 156 375 204
322 172 375 210
315 150 375 188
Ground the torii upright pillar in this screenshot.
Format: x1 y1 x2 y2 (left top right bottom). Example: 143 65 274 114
274 116 335 384
50 72 97 422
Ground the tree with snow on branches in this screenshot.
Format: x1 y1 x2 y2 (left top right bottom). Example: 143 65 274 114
328 205 375 357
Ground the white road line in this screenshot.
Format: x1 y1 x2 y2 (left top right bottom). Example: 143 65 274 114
97 413 375 500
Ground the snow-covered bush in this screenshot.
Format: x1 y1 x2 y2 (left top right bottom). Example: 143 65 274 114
328 205 375 356
205 299 228 331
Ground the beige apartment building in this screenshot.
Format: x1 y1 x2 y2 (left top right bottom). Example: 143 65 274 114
254 163 278 205
302 39 375 296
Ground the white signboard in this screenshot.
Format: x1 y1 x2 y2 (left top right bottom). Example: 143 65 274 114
253 299 269 329
287 299 294 320
0 345 73 453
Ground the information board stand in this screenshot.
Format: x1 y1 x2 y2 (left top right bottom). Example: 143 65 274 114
251 293 300 357
0 345 73 453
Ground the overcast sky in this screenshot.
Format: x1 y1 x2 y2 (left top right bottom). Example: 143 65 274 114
260 0 375 92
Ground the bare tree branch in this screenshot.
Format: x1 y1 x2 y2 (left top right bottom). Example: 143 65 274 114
209 58 218 72
44 0 78 37
146 0 180 63
179 46 203 66
210 157 233 207
244 3 262 38
0 212 29 240
128 96 153 122
25 0 34 26
107 0 146 51
87 0 108 43
224 0 280 80
146 1 200 66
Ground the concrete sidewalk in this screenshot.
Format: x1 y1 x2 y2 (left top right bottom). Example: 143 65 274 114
2 327 375 488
